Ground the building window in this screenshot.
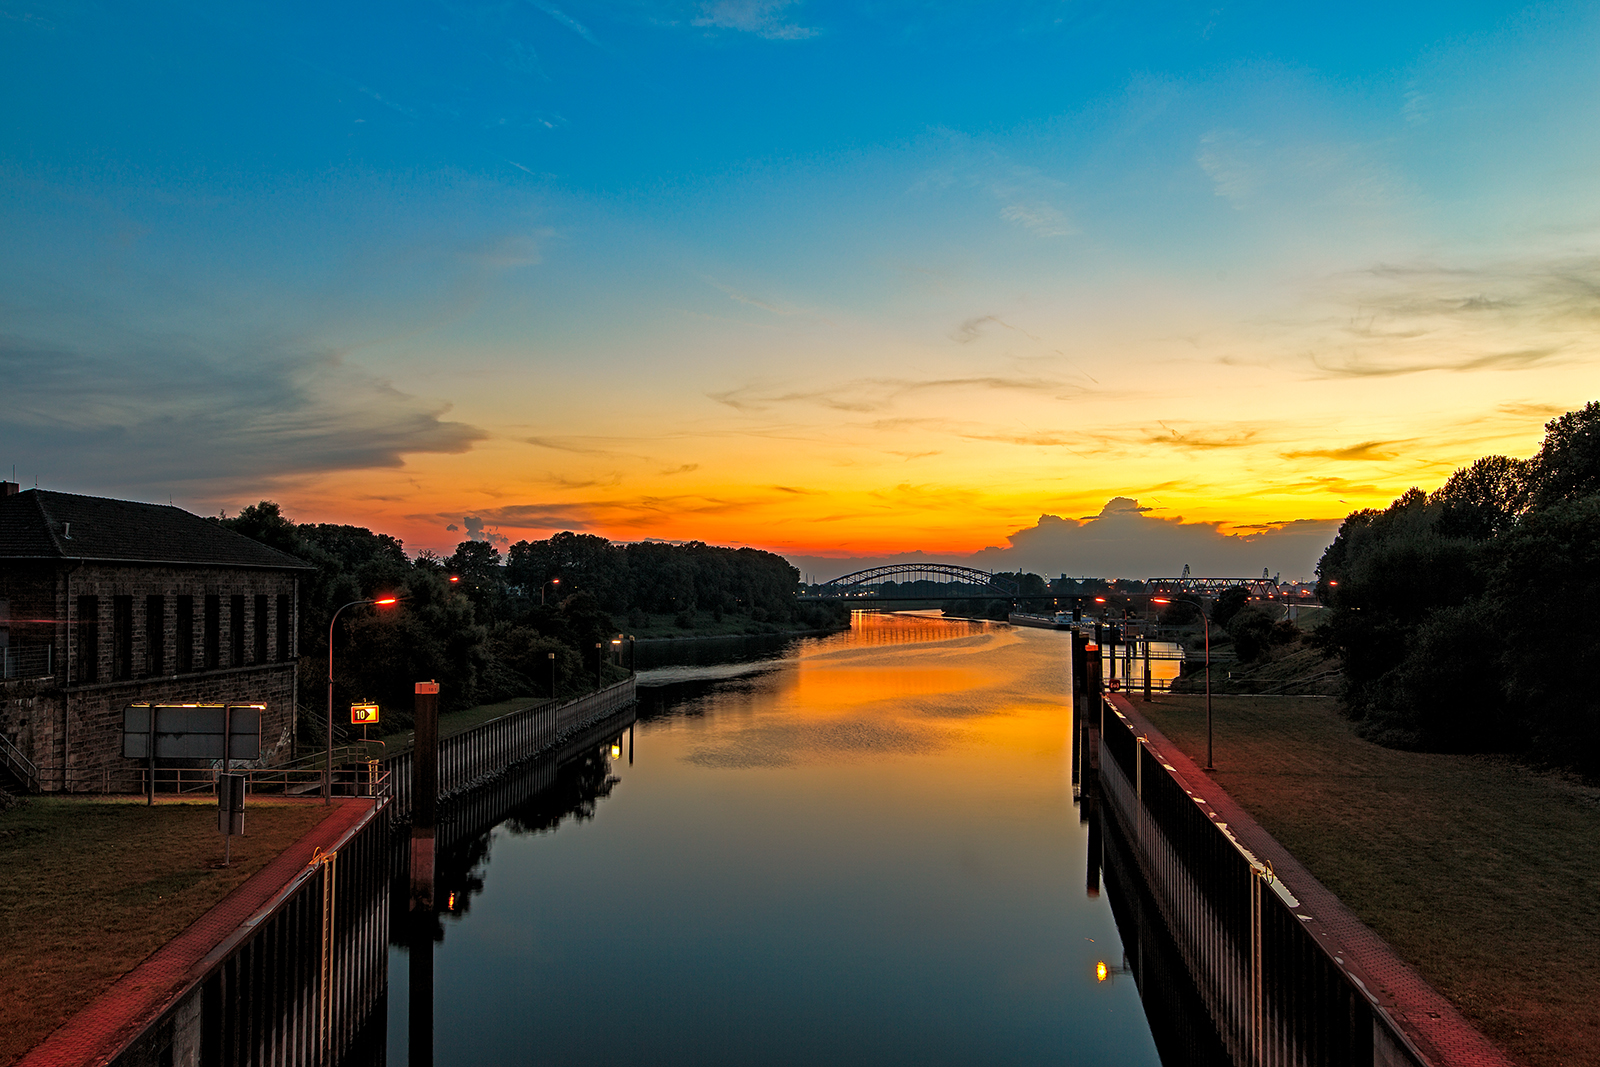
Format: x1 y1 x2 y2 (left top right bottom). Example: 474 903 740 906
204 595 220 669
276 593 291 662
77 596 99 684
230 595 245 668
145 595 165 676
253 595 268 664
112 595 133 681
176 596 194 673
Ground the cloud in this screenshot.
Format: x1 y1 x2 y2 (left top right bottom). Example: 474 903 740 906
997 199 1076 237
692 0 816 39
1142 423 1260 450
0 334 484 494
784 497 1342 582
523 436 616 455
527 1 603 46
1280 440 1404 461
708 374 1069 414
1298 254 1600 379
1197 129 1263 207
459 515 509 546
915 133 1077 239
708 279 807 316
1310 346 1565 379
950 314 1045 344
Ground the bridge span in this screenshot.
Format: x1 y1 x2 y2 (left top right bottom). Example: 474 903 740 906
798 564 1020 601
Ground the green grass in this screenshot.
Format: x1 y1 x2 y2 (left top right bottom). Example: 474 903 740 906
0 796 333 1067
1137 694 1600 1067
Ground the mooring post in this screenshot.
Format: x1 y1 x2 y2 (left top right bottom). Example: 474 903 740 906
411 679 440 911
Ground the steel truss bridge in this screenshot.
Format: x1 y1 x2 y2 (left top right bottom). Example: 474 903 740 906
800 564 1021 601
799 567 1316 604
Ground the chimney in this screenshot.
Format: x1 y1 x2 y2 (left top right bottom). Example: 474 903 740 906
0 482 19 497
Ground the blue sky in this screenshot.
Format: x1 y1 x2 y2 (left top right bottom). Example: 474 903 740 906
5 1 1599 577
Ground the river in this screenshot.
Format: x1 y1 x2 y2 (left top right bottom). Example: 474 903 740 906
386 612 1166 1066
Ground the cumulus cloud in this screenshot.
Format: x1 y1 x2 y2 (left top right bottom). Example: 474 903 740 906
973 499 1340 580
786 497 1341 582
459 515 509 546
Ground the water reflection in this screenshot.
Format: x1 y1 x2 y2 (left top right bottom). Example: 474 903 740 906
389 614 1164 1067
1093 802 1235 1067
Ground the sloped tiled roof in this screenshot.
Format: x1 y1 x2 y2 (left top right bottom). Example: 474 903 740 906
0 490 312 570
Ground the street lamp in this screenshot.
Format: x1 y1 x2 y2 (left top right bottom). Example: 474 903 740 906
326 595 401 804
1153 596 1213 771
541 578 561 606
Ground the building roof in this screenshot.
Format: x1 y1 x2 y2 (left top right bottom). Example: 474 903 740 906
0 490 312 570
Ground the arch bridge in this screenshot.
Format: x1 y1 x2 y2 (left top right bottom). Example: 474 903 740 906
800 564 1020 601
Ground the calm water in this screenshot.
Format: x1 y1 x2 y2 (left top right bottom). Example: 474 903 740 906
387 613 1163 1066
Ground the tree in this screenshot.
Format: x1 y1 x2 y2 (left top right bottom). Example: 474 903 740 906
1526 401 1600 509
1430 455 1528 540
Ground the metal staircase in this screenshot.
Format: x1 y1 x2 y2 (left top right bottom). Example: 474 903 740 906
0 732 40 794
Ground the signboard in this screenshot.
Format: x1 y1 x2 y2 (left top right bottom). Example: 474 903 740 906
351 703 380 725
415 681 440 694
122 705 262 760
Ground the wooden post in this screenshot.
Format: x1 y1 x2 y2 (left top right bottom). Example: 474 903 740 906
411 680 440 911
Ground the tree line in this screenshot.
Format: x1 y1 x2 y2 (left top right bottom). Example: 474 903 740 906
1315 401 1600 775
217 505 845 735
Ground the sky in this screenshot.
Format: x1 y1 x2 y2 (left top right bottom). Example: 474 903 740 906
4 0 1599 580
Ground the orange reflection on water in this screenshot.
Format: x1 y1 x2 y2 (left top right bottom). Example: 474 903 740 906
793 665 991 710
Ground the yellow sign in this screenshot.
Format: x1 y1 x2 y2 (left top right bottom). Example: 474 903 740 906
350 703 380 725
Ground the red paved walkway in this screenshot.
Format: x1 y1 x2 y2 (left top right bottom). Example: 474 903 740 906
18 799 377 1067
1108 694 1517 1067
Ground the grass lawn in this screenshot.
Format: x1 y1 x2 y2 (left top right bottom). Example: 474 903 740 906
0 796 334 1067
1137 694 1600 1067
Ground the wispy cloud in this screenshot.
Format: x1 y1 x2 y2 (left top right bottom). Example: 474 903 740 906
692 0 816 39
524 436 616 455
1310 346 1565 378
1280 440 1405 461
1142 423 1260 450
708 374 1069 415
527 0 603 46
915 132 1076 238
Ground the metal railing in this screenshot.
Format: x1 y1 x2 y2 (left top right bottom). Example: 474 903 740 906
0 731 40 792
41 765 380 797
1093 700 1430 1066
1 643 54 681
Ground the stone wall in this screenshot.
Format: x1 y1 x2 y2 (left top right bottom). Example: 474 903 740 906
0 560 302 791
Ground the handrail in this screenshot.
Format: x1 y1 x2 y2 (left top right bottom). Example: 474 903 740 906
0 731 40 792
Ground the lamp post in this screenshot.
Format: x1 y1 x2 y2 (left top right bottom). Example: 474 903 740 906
1153 595 1213 771
326 595 400 804
541 578 561 606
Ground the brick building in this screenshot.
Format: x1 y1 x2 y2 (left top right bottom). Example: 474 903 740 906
0 486 312 792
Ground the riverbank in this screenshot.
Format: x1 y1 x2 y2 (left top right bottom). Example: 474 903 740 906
0 796 342 1067
1136 694 1600 1067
